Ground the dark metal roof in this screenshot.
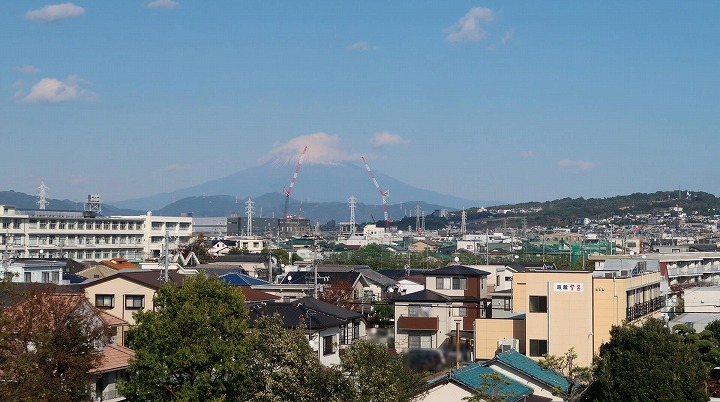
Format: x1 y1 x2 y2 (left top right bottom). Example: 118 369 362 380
393 289 452 302
423 265 490 277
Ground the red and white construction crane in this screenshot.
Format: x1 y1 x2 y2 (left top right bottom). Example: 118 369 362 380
361 156 390 229
283 146 308 218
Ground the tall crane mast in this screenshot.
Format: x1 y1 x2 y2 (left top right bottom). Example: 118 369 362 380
361 156 390 229
283 146 308 218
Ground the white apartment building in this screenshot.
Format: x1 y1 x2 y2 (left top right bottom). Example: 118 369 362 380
0 205 192 262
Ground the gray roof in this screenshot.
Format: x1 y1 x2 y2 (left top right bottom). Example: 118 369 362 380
423 265 490 277
318 265 398 288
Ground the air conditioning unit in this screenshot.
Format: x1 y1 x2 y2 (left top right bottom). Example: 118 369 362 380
498 338 519 352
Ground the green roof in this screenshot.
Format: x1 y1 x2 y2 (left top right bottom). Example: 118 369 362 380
429 362 533 402
488 350 570 391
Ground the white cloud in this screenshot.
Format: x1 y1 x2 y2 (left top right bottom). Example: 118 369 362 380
346 41 375 51
147 0 180 9
502 29 514 45
520 150 535 158
20 76 97 104
258 132 361 166
557 159 596 172
369 131 410 147
15 65 40 74
26 3 85 21
446 7 495 43
487 44 497 52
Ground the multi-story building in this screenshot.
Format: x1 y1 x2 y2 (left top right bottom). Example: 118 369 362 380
474 264 665 367
0 205 192 262
394 264 491 354
590 252 720 286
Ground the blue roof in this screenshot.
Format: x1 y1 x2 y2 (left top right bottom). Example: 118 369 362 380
487 350 570 391
217 272 270 286
429 362 533 402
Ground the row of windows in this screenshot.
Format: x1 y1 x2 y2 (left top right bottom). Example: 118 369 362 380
22 271 60 283
95 294 145 309
436 277 468 290
29 220 144 231
408 305 469 318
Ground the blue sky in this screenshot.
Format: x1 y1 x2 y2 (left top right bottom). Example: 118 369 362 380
3 1 720 205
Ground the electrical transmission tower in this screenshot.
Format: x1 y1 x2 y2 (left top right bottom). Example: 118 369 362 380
415 205 421 233
245 197 255 236
460 208 467 235
349 196 357 235
37 181 49 210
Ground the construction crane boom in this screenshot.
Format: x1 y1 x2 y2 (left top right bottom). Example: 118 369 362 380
283 146 308 218
361 156 390 229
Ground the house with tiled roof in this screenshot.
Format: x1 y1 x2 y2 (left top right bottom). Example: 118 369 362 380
484 350 569 401
247 297 365 366
422 361 536 402
394 264 491 358
99 257 138 270
80 269 186 346
0 290 134 402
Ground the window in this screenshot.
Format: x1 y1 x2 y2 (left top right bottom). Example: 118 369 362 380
96 294 115 308
454 307 468 317
323 335 335 355
340 322 360 345
42 272 50 283
408 334 432 349
125 295 145 309
529 296 547 313
24 272 32 282
529 339 548 356
408 305 431 317
436 277 467 290
503 298 511 311
51 272 60 283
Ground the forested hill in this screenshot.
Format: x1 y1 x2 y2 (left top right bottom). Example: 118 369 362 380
466 191 720 227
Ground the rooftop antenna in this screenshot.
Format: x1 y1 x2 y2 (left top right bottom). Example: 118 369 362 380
36 181 49 210
245 197 255 236
83 195 101 218
361 156 390 229
349 196 357 235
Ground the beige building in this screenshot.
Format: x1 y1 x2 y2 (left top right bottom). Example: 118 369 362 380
81 270 186 346
475 267 665 367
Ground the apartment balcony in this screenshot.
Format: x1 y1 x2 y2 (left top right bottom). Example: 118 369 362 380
397 316 439 331
626 296 666 322
667 267 705 277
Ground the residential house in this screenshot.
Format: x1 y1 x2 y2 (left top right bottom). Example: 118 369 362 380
421 361 533 402
81 269 186 346
247 297 365 366
394 264 491 355
0 291 134 402
3 258 65 285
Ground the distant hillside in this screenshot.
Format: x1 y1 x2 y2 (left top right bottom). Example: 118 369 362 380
113 162 501 211
0 191 143 216
466 190 720 227
156 192 452 224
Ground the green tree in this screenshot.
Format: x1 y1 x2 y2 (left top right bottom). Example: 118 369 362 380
462 371 513 402
585 318 708 402
119 274 255 401
0 287 110 402
341 339 426 402
248 315 349 402
538 348 593 401
705 319 720 341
